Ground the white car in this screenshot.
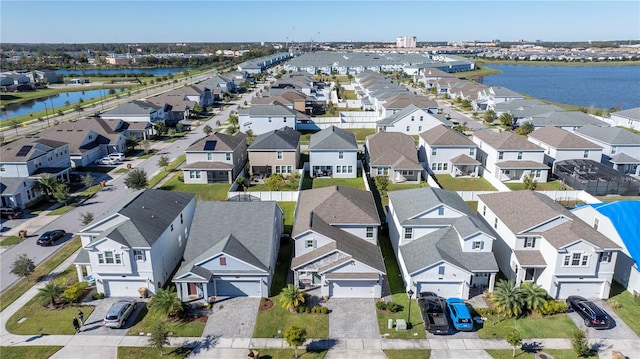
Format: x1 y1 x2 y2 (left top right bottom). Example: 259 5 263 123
108 153 125 161
95 157 118 165
103 298 137 328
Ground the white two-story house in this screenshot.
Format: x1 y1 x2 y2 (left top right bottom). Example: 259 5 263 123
387 187 498 299
238 104 297 135
419 124 480 177
575 125 640 176
376 104 452 135
73 189 196 297
477 191 620 299
528 126 603 171
309 126 358 178
182 132 247 184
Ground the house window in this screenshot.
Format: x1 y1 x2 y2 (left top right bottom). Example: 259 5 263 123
418 126 422 132
469 148 475 156
400 170 414 176
432 148 437 156
611 146 617 155
443 163 448 171
599 252 612 263
524 237 536 248
411 116 415 121
406 126 410 132
338 151 344 159
420 116 423 121
225 153 231 161
438 207 444 216
305 239 315 248
189 170 201 179
581 255 589 266
336 166 342 174
284 117 287 122
593 218 599 230
583 150 589 158
366 227 374 238
134 250 145 262
98 251 121 265
563 255 570 266
438 266 445 275
432 163 437 170
494 217 498 229
498 152 504 160
347 165 353 173
473 241 482 250
277 151 283 160
504 169 511 175
517 152 523 160
268 117 272 123
0 165 4 172
170 224 174 232
219 257 227 266
207 153 213 160
404 228 413 240
572 253 581 266
180 213 183 224
482 205 486 216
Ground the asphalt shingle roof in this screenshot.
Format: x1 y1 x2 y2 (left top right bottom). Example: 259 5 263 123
419 124 476 147
473 129 544 151
575 125 640 145
186 132 246 152
248 126 300 151
309 126 357 150
529 126 603 149
365 132 420 169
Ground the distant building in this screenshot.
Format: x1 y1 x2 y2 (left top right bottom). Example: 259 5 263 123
396 36 417 48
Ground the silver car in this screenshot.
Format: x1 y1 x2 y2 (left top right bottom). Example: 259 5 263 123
103 299 137 328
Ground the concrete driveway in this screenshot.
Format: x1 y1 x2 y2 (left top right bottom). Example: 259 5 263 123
566 299 638 340
203 297 259 338
325 298 380 339
78 297 144 336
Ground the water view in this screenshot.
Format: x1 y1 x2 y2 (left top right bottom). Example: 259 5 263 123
55 67 192 77
481 64 640 110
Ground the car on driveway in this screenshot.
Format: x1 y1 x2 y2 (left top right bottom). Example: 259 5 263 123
418 293 450 335
104 298 137 328
108 152 125 161
446 298 474 331
1 206 23 219
37 229 66 246
95 157 119 165
566 296 610 329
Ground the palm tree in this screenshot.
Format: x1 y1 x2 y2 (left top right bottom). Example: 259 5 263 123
279 284 305 312
516 121 535 136
37 173 58 199
149 287 181 316
37 282 64 307
520 282 548 314
491 280 525 318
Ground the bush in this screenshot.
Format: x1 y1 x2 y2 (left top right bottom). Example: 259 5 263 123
476 307 497 317
376 301 387 311
607 298 622 309
305 307 311 313
538 299 568 316
321 306 328 314
386 302 404 313
92 292 105 300
63 281 89 303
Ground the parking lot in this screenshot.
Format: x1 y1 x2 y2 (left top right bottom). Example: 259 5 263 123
78 297 145 336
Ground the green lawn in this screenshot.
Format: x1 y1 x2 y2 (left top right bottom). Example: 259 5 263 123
0 235 22 246
345 128 376 141
505 180 570 191
434 175 497 191
118 346 193 359
466 201 478 213
127 306 205 337
159 173 231 201
249 349 327 359
477 314 579 339
386 182 429 192
6 265 96 335
253 297 329 338
377 293 426 339
0 346 64 359
312 176 366 190
278 201 297 235
608 282 640 336
0 236 82 312
147 154 186 188
486 349 597 359
384 349 431 359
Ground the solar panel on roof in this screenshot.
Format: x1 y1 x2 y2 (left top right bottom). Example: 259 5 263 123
203 140 217 150
16 145 33 157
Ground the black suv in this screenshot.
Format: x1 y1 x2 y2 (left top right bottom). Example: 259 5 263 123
1 206 23 219
37 230 66 246
566 295 610 329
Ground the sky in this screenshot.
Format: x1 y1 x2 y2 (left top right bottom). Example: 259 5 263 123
1 1 639 44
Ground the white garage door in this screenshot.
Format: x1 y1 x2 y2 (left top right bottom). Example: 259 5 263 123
556 282 603 299
103 280 146 297
215 280 262 297
330 280 376 298
417 282 463 299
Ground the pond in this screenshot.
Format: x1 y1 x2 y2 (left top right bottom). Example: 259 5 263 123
55 67 192 77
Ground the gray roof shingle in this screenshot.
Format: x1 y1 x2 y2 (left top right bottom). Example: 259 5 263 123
248 126 300 151
473 129 544 151
529 126 603 149
309 126 357 150
575 125 640 145
419 124 476 147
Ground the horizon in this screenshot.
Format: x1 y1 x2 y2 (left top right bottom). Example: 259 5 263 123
1 1 639 44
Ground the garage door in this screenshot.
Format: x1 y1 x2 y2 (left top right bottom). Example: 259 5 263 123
103 281 146 297
417 282 463 299
215 280 262 297
556 282 603 299
329 280 376 298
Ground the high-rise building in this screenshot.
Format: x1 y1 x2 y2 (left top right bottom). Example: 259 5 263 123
396 36 417 48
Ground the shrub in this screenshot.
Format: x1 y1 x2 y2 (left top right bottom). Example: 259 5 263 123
305 307 311 313
92 292 105 300
376 301 387 311
572 329 591 357
539 299 568 316
386 302 404 313
476 307 497 317
63 281 89 303
321 306 328 314
607 299 622 309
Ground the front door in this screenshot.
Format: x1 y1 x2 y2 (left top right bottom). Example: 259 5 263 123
524 268 535 281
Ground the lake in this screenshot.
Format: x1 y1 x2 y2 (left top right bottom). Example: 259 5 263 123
55 67 192 77
480 64 640 110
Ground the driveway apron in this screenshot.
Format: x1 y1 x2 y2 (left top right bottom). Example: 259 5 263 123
203 297 259 338
567 299 639 340
326 298 380 339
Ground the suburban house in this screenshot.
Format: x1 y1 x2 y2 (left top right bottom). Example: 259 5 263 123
380 94 438 118
575 125 640 175
609 107 640 131
247 126 301 177
309 126 358 178
477 191 620 299
73 189 196 297
147 85 210 124
473 129 549 182
199 75 238 93
182 132 247 184
474 86 524 111
493 99 564 124
419 124 480 177
291 186 385 298
364 132 422 183
237 104 298 135
376 104 452 135
572 201 640 296
173 201 283 301
386 187 498 299
101 100 165 138
524 111 608 131
0 137 71 208
527 126 603 171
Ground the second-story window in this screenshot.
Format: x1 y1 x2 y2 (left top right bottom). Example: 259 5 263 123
219 257 227 266
524 237 536 248
225 153 231 161
583 150 589 158
498 152 504 160
473 241 482 250
277 151 283 160
593 218 599 230
366 227 374 238
517 152 523 160
599 252 612 263
207 153 213 160
469 148 475 156
338 151 344 159
404 227 412 240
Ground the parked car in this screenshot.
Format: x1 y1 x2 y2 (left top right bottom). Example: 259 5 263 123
37 229 66 246
446 298 474 331
104 298 137 328
95 157 118 165
1 206 23 219
418 293 450 335
107 152 125 161
566 296 610 329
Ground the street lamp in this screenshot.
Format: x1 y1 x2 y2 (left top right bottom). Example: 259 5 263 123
43 101 50 127
407 288 414 329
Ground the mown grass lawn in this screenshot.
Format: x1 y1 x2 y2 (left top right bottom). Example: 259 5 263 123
0 235 22 246
159 173 231 201
6 265 96 335
376 293 426 339
608 282 640 336
250 349 328 359
345 128 375 141
435 175 497 191
253 298 329 338
505 180 570 191
126 306 206 337
312 176 366 190
118 346 193 359
384 349 431 359
147 154 186 188
476 314 578 339
0 346 64 359
278 201 296 235
486 349 597 359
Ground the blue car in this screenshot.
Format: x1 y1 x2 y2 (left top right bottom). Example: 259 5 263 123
446 298 474 331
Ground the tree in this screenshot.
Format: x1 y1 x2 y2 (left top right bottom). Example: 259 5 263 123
453 122 470 133
192 103 203 117
167 128 176 138
158 155 170 172
522 173 538 190
124 168 148 190
203 124 214 136
491 280 525 318
571 329 591 357
499 112 514 127
236 176 248 191
37 173 58 199
8 118 21 136
245 129 256 145
80 212 94 226
483 109 497 124
10 254 35 280
520 282 547 314
74 104 83 112
515 121 535 136
37 282 64 307
148 320 170 356
279 284 305 312
126 135 140 151
176 123 184 133
149 287 182 317
506 328 523 358
375 176 390 197
82 173 95 188
264 174 286 191
153 122 167 137
52 182 71 205
284 326 307 359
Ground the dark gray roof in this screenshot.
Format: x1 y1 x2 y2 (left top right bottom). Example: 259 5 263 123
175 201 281 279
0 136 67 162
102 100 161 117
248 127 300 151
248 104 297 117
365 132 420 168
73 249 90 265
527 111 608 128
309 126 357 150
513 250 547 267
610 152 640 164
575 125 640 145
0 177 24 195
377 104 452 127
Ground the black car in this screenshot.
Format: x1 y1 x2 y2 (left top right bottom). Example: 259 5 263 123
566 295 610 329
1 206 23 219
37 230 66 246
